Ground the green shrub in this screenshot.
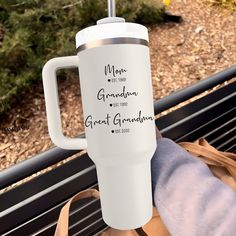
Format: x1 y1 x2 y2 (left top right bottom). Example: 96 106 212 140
0 0 165 114
136 0 165 24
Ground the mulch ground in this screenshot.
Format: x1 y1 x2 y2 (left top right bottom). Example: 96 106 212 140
1 0 236 171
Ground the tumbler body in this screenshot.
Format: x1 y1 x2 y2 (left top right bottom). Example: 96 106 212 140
76 22 156 229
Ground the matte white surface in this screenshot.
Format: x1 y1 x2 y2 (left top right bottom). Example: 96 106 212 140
75 22 149 48
77 43 156 228
42 26 156 229
97 17 125 25
97 160 153 230
42 56 87 150
78 44 156 161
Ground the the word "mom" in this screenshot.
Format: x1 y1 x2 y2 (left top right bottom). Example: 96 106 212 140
104 64 127 77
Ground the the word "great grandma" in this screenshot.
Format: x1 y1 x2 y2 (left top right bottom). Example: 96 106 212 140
97 86 138 102
84 110 154 129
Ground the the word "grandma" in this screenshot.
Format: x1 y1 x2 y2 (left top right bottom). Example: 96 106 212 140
84 110 154 129
97 86 138 102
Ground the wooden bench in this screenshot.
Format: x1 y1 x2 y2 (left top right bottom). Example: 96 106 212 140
0 65 235 236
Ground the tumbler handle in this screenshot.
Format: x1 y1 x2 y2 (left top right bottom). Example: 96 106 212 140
42 56 87 150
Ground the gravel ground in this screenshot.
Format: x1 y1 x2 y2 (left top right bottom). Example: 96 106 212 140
0 0 236 171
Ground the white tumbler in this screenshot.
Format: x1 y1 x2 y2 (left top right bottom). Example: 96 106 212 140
42 0 156 230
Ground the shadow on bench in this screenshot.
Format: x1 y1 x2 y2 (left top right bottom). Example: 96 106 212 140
0 65 236 236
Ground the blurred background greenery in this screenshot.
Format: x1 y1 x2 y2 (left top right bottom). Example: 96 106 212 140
0 0 165 114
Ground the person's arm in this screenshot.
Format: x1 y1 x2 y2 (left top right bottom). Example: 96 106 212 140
151 138 236 236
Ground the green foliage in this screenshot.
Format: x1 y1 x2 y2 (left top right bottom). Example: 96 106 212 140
0 0 165 114
136 0 165 24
